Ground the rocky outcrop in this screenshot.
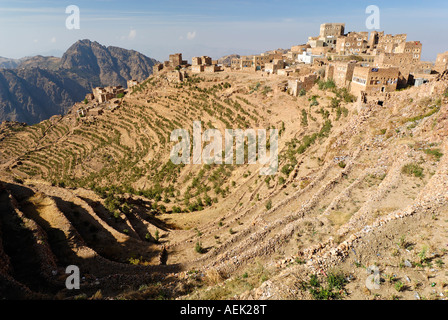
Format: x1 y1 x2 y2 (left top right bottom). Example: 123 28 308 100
0 40 158 124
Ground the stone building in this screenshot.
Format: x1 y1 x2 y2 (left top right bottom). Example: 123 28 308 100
297 52 324 65
309 47 333 56
291 44 311 53
307 38 326 48
87 107 104 117
367 31 384 50
201 56 212 66
375 52 417 67
153 63 164 74
286 44 311 61
320 23 346 38
191 55 221 73
288 74 318 96
92 86 125 104
350 66 399 96
191 65 204 73
204 65 221 73
85 93 94 101
277 69 294 76
166 70 188 83
394 41 422 60
374 44 427 88
169 53 183 67
375 34 407 54
328 54 376 64
127 79 139 90
231 53 282 71
336 32 369 55
325 60 358 88
310 23 346 49
434 51 448 74
192 57 202 66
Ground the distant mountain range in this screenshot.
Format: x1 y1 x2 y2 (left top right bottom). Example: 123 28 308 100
0 57 24 69
0 40 158 124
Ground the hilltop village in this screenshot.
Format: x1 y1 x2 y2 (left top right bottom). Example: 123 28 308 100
77 22 448 117
2 21 448 302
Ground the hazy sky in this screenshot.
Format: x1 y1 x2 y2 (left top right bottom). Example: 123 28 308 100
0 0 447 62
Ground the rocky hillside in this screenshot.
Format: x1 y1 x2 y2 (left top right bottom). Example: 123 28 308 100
15 56 61 71
0 68 88 124
0 40 158 124
0 69 447 300
60 40 158 87
0 57 23 69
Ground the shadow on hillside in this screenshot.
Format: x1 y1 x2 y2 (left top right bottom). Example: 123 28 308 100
2 182 185 298
52 196 164 264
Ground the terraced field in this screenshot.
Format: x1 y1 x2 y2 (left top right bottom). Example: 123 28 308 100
1 70 448 300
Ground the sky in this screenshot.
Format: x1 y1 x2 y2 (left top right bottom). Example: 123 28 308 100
0 0 447 62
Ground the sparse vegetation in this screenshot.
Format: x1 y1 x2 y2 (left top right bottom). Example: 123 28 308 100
1 45 448 302
424 148 443 161
195 242 205 254
265 200 272 211
300 273 348 300
402 163 424 178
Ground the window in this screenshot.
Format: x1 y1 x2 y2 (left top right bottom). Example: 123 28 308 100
353 77 367 85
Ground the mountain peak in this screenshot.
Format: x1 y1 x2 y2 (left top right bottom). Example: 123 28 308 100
0 40 158 124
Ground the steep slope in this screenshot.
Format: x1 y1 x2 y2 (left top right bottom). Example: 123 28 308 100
0 68 87 124
60 40 158 87
0 70 447 300
0 40 158 124
16 56 61 71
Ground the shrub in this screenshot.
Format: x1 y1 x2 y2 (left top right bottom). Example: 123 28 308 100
262 86 272 95
302 273 348 300
281 164 294 176
401 163 424 178
195 242 204 254
318 79 336 90
424 148 443 161
404 106 440 123
331 98 341 109
394 281 405 292
172 206 182 213
265 200 272 211
301 109 308 126
310 99 319 107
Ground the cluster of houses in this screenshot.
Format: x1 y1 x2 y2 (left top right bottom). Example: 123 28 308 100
76 22 448 118
227 23 448 96
76 80 142 118
152 53 225 83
